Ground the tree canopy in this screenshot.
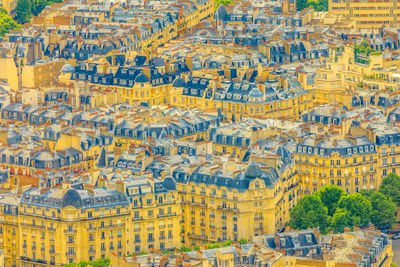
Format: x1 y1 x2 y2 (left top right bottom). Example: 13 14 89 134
379 173 400 206
0 8 20 37
15 0 32 24
337 193 372 227
361 190 397 229
316 185 346 216
15 0 63 24
297 0 328 11
288 194 330 233
62 258 110 267
215 0 233 10
289 185 396 234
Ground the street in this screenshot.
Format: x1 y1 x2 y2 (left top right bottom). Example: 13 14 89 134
393 239 400 265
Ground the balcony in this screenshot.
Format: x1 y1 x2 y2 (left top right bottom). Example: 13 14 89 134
218 206 237 212
64 229 77 234
147 227 154 231
49 250 55 254
65 252 76 257
87 227 97 231
134 228 140 232
187 233 208 240
101 223 125 229
21 223 45 230
89 249 96 254
158 213 176 218
148 238 155 243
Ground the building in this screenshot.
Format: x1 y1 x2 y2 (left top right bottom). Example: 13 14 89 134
172 160 298 246
17 185 130 266
329 0 400 29
98 175 182 253
295 135 378 194
255 229 393 267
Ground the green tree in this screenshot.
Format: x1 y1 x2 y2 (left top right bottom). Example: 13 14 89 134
89 258 110 267
222 240 232 247
296 0 308 11
239 238 247 245
361 190 397 229
179 246 192 252
337 193 372 227
63 259 110 267
31 0 47 16
0 8 21 37
288 195 330 233
215 0 233 10
316 185 346 216
15 0 31 24
379 173 400 206
331 208 353 233
308 0 328 11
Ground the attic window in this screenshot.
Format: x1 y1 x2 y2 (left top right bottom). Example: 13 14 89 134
305 234 312 243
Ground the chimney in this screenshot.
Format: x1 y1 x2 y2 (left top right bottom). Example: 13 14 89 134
160 257 168 267
175 258 183 267
40 187 50 195
313 229 320 244
115 181 125 193
185 57 193 71
143 67 151 80
274 234 281 249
